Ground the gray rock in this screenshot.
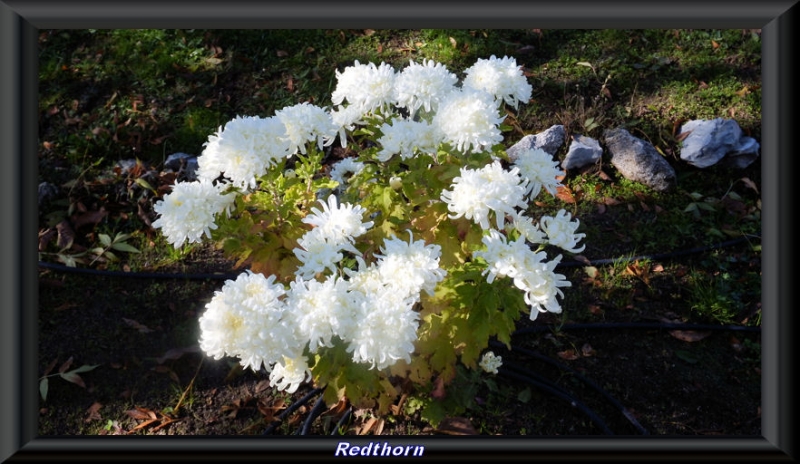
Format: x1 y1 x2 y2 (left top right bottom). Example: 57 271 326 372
604 127 676 192
38 182 59 207
164 152 199 181
562 134 603 170
115 158 138 174
720 134 761 169
679 118 759 169
507 124 565 161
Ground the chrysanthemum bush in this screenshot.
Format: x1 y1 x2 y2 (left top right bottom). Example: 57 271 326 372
153 55 585 425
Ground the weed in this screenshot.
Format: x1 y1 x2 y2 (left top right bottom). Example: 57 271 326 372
686 268 740 324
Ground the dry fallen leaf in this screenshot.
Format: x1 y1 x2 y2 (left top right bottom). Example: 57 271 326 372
676 129 693 143
669 330 712 342
58 356 74 374
555 185 576 204
436 416 478 435
85 402 103 423
122 318 154 334
588 304 603 315
739 177 759 194
557 349 579 361
56 220 75 250
154 345 201 364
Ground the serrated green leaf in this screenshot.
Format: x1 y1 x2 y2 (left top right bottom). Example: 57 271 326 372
39 378 49 401
102 250 119 261
111 242 141 253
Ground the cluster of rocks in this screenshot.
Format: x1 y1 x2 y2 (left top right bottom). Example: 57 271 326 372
39 119 759 207
507 118 760 192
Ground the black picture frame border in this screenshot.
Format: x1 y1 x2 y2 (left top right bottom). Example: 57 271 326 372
3 1 795 461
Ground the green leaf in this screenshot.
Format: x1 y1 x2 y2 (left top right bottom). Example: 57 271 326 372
111 242 141 253
102 250 119 261
39 378 49 401
517 387 532 403
57 253 77 267
114 232 133 242
134 177 157 193
697 202 716 212
98 233 112 247
69 364 101 374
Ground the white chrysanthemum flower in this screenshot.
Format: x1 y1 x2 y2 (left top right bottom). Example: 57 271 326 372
198 271 299 372
197 115 291 190
285 275 358 352
269 355 312 394
331 60 397 114
293 228 349 279
479 351 503 374
440 160 529 230
329 157 365 187
510 213 547 244
462 55 532 109
344 257 385 295
412 119 443 154
474 229 533 284
432 88 505 153
377 119 440 162
152 179 236 248
302 194 374 244
512 147 564 199
329 104 366 148
393 59 458 115
473 230 570 321
275 102 338 155
346 289 420 370
515 254 572 320
375 231 446 298
539 209 586 253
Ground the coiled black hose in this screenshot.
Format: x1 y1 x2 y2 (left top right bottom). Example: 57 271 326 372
261 387 324 435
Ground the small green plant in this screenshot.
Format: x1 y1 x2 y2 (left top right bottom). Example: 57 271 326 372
151 56 586 425
39 357 101 402
687 269 740 324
